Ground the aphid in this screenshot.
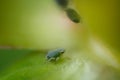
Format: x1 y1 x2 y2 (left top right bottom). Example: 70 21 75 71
46 48 65 61
55 0 69 8
66 8 81 23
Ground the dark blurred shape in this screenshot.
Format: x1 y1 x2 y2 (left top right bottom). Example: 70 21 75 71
55 0 69 8
66 8 80 23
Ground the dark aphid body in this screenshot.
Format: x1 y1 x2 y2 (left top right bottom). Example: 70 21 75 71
55 0 69 8
66 8 81 23
46 48 65 61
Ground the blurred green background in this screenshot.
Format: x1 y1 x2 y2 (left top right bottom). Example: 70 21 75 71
0 0 120 80
74 0 120 60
